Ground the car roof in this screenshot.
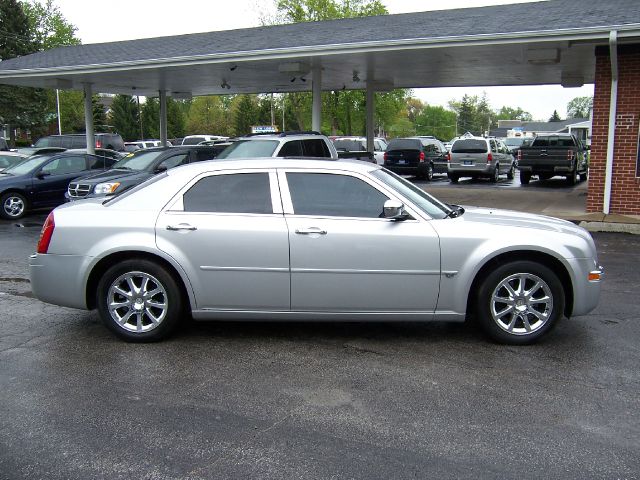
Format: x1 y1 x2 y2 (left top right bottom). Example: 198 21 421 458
165 157 379 177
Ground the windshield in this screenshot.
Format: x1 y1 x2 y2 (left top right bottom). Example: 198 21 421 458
371 169 452 219
216 140 279 158
2 154 51 175
504 138 525 146
112 150 165 171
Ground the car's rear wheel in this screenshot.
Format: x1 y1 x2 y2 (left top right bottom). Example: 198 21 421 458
448 173 459 183
490 165 499 183
418 163 434 181
538 174 552 181
520 172 531 185
566 168 578 186
475 260 565 344
97 259 184 342
507 164 515 180
579 171 588 182
0 192 27 220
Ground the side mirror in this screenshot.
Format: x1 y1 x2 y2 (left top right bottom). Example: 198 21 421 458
154 164 167 173
36 171 50 179
383 200 409 221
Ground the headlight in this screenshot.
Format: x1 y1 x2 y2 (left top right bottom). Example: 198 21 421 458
94 182 121 195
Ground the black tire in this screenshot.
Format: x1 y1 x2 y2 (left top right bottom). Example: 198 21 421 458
490 165 499 183
566 168 578 186
507 164 515 180
448 173 459 183
538 174 552 181
0 191 28 220
96 259 184 342
520 172 531 185
579 171 588 182
425 163 434 181
475 260 565 345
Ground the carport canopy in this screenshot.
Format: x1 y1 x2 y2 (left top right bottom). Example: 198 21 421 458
0 0 639 153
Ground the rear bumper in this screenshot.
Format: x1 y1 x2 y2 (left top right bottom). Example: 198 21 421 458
448 164 495 176
30 253 91 310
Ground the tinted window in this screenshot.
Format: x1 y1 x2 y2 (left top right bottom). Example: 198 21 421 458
387 139 422 150
182 136 205 145
278 140 303 157
183 173 272 214
194 148 217 161
157 153 188 170
216 140 279 158
287 173 388 218
334 139 365 152
451 139 488 153
302 139 331 157
88 155 109 170
41 156 87 175
531 136 574 147
112 150 165 171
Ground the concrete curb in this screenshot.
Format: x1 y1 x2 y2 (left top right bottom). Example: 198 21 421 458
579 221 640 234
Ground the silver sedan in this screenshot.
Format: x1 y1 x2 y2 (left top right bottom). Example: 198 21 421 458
29 158 603 344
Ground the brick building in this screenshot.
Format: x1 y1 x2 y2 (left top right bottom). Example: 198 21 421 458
588 45 640 215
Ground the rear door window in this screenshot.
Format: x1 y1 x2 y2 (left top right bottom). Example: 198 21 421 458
302 139 331 157
183 172 273 214
278 140 304 157
41 155 88 175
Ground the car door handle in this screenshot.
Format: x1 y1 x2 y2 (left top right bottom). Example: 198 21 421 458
166 224 197 231
295 227 327 235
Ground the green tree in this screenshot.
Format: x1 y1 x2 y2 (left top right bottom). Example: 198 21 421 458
549 110 562 122
0 0 80 145
109 95 140 141
139 97 186 139
22 0 79 50
186 96 234 136
233 95 258 135
566 96 592 119
449 94 477 135
415 105 457 140
495 106 533 122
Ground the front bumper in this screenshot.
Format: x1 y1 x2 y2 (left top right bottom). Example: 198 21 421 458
569 258 603 316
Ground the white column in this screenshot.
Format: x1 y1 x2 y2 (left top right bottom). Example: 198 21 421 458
603 30 618 214
312 66 322 132
159 90 168 146
366 82 375 153
83 83 95 154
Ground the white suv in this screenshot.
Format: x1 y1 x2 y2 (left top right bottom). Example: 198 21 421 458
217 132 338 159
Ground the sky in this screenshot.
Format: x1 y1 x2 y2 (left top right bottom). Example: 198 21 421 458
51 0 593 122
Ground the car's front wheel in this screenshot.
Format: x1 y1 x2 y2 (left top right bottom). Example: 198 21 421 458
475 260 565 344
97 259 184 342
0 192 28 220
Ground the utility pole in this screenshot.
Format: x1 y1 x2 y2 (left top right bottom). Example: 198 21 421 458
56 89 62 134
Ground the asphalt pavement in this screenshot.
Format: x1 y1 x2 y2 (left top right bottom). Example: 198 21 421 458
1 180 639 479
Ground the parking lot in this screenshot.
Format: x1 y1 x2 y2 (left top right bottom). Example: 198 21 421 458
1 180 639 479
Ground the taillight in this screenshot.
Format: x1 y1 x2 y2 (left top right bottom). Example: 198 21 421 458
37 212 55 254
383 152 388 162
487 152 493 163
419 151 425 162
96 140 102 148
446 152 451 162
517 149 522 161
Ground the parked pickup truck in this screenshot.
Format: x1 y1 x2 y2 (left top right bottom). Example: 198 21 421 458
517 133 589 185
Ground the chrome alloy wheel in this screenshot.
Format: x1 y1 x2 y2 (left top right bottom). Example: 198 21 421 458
107 271 168 333
490 273 553 335
3 195 25 218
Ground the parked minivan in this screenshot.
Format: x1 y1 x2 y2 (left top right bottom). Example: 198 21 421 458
34 133 125 152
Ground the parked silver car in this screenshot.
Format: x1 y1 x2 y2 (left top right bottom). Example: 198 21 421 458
30 158 602 344
448 135 516 182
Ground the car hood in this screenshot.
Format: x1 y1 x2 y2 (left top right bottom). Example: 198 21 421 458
0 171 29 184
460 206 589 238
72 168 150 184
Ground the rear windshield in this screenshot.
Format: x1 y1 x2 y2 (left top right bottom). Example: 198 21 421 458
504 138 525 147
387 139 422 150
531 136 575 147
451 139 488 153
334 139 365 151
216 140 279 158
